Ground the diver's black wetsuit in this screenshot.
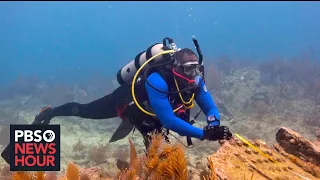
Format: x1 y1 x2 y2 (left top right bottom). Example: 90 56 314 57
51 85 126 120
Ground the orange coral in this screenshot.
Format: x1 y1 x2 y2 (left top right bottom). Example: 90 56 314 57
203 156 217 180
128 138 137 169
11 171 45 180
117 133 189 180
7 133 209 180
65 162 79 180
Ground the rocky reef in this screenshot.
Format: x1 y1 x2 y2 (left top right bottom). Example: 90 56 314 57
208 127 320 180
3 127 319 180
1 55 319 180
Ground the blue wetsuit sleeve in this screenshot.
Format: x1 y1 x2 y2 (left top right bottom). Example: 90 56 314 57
145 73 204 140
195 78 221 126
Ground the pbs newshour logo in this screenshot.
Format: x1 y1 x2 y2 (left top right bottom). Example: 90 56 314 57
15 129 56 142
10 124 60 171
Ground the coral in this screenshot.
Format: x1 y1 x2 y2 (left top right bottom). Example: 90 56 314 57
65 162 79 180
6 127 320 180
71 139 89 162
202 156 217 180
112 146 129 162
88 144 108 165
72 139 87 153
117 133 189 180
10 171 45 180
58 161 107 180
128 138 137 169
10 162 84 180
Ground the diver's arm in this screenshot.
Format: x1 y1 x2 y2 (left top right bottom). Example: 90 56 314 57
195 78 220 126
145 72 205 140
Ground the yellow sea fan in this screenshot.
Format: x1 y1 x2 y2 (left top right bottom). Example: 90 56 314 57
143 133 164 178
128 138 137 169
117 168 138 180
65 162 79 180
146 134 163 159
145 155 160 173
11 171 47 180
203 157 217 180
158 143 176 159
11 171 34 180
36 172 45 180
116 138 140 180
117 132 190 180
155 143 188 180
132 156 143 178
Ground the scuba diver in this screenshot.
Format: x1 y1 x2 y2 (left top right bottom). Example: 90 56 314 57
31 37 232 147
1 37 232 163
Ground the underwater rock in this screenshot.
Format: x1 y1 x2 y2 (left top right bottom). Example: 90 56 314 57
207 127 320 179
275 127 320 166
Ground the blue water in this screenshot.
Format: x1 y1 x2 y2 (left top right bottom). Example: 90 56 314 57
1 1 319 86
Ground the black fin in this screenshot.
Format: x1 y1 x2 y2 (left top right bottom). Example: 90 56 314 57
1 143 10 164
1 111 50 165
109 120 135 143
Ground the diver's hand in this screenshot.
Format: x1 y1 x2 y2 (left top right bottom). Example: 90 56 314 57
203 125 232 141
33 106 54 124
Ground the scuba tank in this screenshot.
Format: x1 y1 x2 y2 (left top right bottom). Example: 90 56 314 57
116 37 203 86
116 43 172 85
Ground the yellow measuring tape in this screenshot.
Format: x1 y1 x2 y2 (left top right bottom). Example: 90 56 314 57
232 130 311 180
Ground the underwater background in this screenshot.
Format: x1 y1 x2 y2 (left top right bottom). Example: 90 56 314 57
0 1 320 179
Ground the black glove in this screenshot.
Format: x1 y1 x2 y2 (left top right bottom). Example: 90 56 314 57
203 125 232 141
33 106 54 124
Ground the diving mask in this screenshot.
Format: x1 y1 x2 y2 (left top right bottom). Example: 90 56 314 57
172 62 204 91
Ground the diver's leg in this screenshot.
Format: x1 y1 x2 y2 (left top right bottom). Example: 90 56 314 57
51 84 130 119
142 133 152 150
